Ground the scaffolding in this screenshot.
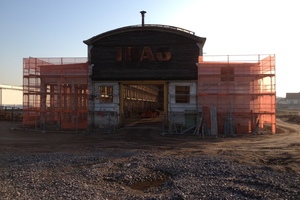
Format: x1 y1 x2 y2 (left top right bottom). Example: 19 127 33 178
23 57 88 130
22 55 275 134
198 54 276 134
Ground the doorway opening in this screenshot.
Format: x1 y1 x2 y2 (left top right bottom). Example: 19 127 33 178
121 83 166 128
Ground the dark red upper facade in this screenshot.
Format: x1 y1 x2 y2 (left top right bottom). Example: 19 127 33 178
84 25 206 81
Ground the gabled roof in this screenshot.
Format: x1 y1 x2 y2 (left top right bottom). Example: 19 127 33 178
83 24 206 45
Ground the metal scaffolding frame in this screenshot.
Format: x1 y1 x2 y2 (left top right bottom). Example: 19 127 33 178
198 54 276 134
23 57 88 130
22 54 276 134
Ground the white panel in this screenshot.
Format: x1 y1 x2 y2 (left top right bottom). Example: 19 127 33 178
1 89 23 107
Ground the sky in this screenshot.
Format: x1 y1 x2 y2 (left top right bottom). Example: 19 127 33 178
0 0 299 97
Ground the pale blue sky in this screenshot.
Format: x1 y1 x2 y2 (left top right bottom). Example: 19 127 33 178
0 0 299 97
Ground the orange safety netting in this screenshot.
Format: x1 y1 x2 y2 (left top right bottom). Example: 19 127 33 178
198 55 276 134
23 57 88 130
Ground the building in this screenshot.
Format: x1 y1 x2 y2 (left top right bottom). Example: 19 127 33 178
22 57 88 129
284 93 300 109
0 84 23 108
198 55 276 134
22 12 276 134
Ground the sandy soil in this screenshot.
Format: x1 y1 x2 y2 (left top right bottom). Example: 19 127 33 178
0 118 299 174
0 116 300 199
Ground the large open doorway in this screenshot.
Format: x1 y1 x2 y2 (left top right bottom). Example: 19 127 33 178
120 81 167 128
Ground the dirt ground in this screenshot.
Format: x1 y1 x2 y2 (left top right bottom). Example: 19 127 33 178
0 114 299 175
0 113 300 199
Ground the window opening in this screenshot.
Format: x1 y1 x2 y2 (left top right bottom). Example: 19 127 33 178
175 86 190 103
221 67 234 81
100 86 113 103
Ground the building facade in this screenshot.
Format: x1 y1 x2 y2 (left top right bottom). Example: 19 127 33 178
22 22 276 134
284 93 300 109
83 25 206 132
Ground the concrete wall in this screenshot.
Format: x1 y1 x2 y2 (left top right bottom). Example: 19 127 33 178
89 82 119 129
168 81 198 128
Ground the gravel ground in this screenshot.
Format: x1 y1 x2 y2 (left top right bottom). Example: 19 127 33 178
1 150 299 199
